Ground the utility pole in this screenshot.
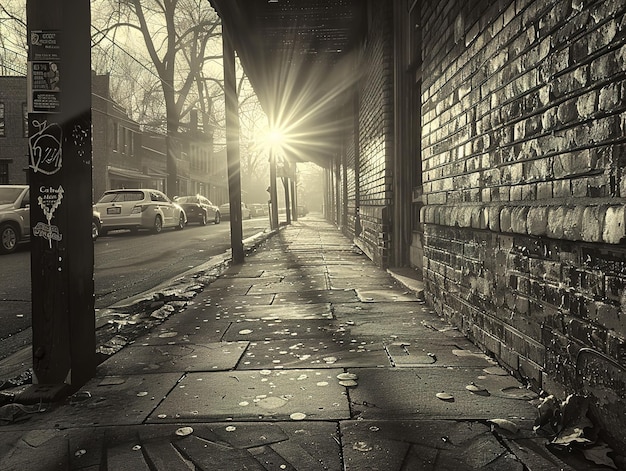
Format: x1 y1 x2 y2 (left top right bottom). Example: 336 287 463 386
24 0 95 400
222 23 244 264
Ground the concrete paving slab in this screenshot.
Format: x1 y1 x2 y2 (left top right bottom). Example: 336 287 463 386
136 318 232 345
329 305 464 339
210 293 275 309
260 267 329 279
220 264 266 278
0 422 345 471
272 289 359 305
214 303 334 320
222 318 343 342
212 275 284 287
96 342 248 375
1 373 182 430
386 340 497 368
149 369 350 422
249 280 329 294
1 430 69 471
347 368 539 421
356 288 421 302
199 278 254 295
239 338 390 369
341 419 521 471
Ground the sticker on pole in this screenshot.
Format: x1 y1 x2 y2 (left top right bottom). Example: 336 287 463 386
34 185 64 246
29 119 62 175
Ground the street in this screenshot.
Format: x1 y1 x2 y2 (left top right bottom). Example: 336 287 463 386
0 217 270 360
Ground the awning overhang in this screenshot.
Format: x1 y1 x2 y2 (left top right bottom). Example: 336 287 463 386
107 166 164 181
208 0 366 168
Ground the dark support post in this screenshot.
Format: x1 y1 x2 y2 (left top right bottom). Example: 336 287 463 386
290 177 297 221
25 0 95 399
269 149 279 230
283 176 291 225
222 23 244 264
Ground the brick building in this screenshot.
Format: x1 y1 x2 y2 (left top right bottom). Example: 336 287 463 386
417 0 626 450
212 0 626 451
0 72 226 202
0 76 28 184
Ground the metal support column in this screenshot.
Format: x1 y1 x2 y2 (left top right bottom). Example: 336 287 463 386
26 0 95 399
222 23 244 264
269 149 279 230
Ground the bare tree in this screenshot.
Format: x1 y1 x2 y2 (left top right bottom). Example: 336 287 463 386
92 0 223 196
0 0 27 75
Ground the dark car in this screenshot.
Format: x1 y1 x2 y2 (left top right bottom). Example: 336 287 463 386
174 195 221 225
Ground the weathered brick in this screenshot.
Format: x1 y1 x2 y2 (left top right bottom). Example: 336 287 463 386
510 206 529 234
603 205 626 244
581 205 605 242
527 206 549 236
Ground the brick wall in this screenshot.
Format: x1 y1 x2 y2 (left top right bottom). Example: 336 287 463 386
0 76 28 183
353 2 394 266
421 0 626 447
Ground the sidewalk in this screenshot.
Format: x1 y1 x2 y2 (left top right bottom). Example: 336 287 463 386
0 215 597 470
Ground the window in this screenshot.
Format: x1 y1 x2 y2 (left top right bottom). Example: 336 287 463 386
0 102 5 137
0 161 8 183
22 102 28 137
112 122 118 152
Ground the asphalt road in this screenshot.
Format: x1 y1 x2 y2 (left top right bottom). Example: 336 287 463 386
0 217 270 360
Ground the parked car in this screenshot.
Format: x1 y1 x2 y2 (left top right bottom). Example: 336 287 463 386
1 184 101 254
174 195 220 225
249 203 268 217
219 202 251 220
94 189 186 235
92 209 102 241
297 205 309 217
0 185 31 254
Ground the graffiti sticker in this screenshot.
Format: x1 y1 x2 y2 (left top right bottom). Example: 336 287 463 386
29 119 62 175
35 185 64 246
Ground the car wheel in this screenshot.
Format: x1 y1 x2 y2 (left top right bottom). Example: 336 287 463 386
0 223 19 254
176 213 185 230
91 219 100 241
200 211 208 226
152 215 163 234
214 212 221 224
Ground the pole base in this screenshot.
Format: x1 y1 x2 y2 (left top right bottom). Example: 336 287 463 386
16 383 72 404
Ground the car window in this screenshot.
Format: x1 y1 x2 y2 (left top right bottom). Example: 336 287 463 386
97 191 143 203
151 192 169 203
0 187 25 204
22 190 30 207
123 191 144 202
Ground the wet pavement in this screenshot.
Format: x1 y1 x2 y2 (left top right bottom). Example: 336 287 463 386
0 215 611 470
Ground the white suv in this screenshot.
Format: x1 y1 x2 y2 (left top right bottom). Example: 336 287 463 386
94 189 187 235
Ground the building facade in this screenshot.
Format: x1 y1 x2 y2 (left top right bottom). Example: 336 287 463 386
326 0 626 450
0 76 28 184
0 72 226 203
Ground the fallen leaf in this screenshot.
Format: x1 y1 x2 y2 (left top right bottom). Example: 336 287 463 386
582 443 617 469
436 392 454 401
488 418 519 433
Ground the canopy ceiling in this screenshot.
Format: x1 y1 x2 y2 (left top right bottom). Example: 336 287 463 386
208 0 366 167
